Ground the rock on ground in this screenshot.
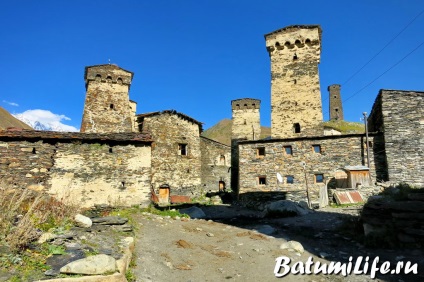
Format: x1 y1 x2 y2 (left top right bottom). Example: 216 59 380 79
60 254 116 275
74 214 92 228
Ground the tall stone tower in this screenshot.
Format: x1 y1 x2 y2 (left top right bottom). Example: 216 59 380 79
231 98 261 140
265 25 323 138
81 64 134 133
328 84 344 120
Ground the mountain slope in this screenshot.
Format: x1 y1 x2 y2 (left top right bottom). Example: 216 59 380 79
201 119 271 146
0 107 33 130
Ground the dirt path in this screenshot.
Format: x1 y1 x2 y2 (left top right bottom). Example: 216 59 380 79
130 205 423 282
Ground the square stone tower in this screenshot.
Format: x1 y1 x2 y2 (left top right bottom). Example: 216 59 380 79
328 84 344 120
265 25 323 138
80 64 134 133
231 98 261 140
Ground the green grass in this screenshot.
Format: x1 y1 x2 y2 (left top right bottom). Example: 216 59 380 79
322 120 364 133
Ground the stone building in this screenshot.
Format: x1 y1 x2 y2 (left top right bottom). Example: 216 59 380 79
0 130 152 208
368 89 424 187
231 98 261 140
265 25 323 138
81 64 135 133
136 110 203 193
328 84 344 120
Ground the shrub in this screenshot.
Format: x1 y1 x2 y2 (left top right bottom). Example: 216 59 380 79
0 182 79 252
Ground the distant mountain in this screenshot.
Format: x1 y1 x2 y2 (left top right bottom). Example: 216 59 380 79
0 107 33 130
201 119 271 146
13 114 70 132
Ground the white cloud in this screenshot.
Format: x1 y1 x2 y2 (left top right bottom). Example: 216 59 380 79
3 100 19 107
13 109 79 132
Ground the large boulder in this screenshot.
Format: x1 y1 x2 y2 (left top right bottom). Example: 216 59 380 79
179 206 206 219
74 214 92 228
265 200 312 217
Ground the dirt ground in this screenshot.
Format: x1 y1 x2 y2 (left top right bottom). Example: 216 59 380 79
131 205 423 282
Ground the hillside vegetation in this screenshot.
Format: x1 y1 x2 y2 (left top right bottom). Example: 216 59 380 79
201 119 271 146
0 107 32 130
322 120 364 133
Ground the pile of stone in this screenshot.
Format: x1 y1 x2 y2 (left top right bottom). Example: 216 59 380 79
361 193 424 246
35 213 134 280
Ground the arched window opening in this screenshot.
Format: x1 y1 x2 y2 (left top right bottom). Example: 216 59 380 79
95 74 101 81
117 78 123 84
106 76 112 83
219 155 226 165
284 41 291 47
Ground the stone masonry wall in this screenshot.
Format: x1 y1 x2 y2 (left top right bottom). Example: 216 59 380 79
368 90 424 187
265 25 323 138
200 137 231 192
81 65 134 133
231 99 261 140
238 134 376 203
139 112 202 194
328 84 344 120
0 131 152 208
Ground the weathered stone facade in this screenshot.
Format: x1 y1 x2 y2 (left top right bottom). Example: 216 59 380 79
265 25 323 138
368 90 424 187
81 65 134 133
328 84 344 120
200 137 231 192
137 110 202 194
231 99 261 140
0 130 152 208
237 134 376 202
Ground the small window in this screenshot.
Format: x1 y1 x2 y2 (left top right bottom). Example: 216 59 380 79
312 145 321 154
32 147 36 154
178 144 188 156
109 147 113 153
110 104 114 110
257 147 265 157
106 76 112 82
286 175 294 184
95 74 101 81
334 95 337 99
258 176 267 185
367 141 373 148
219 155 226 165
315 174 324 183
294 123 301 133
335 108 339 112
117 78 123 84
284 146 293 155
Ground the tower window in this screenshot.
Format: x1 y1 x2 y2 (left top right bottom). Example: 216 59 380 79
110 104 114 110
294 123 301 133
106 76 112 82
117 78 123 84
178 144 188 156
335 108 339 112
95 74 101 81
334 95 337 99
219 155 226 165
257 147 265 157
258 176 267 185
286 175 294 184
32 147 36 154
315 174 324 183
293 53 298 60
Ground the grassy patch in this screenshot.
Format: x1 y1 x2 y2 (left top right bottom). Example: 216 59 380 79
322 120 364 133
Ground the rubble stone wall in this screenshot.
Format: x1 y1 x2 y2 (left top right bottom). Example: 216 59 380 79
200 137 231 192
0 132 152 208
265 26 323 138
368 90 424 186
81 65 134 133
238 134 376 202
140 113 202 193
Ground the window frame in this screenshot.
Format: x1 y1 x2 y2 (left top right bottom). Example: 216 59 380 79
178 143 188 156
312 144 321 154
258 176 267 185
286 175 294 184
315 174 324 183
283 145 293 156
257 147 265 158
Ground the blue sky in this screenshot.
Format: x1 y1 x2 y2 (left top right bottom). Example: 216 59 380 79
1 1 423 131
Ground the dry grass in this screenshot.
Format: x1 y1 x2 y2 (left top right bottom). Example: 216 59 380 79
0 182 80 252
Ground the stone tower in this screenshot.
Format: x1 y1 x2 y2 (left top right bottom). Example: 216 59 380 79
81 64 134 133
231 98 261 140
265 25 323 138
328 84 344 120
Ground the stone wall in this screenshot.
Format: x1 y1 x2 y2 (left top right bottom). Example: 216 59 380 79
238 133 376 203
200 137 231 192
328 84 344 120
231 99 261 140
265 25 323 138
368 90 424 186
81 64 134 133
0 130 152 208
138 111 202 194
